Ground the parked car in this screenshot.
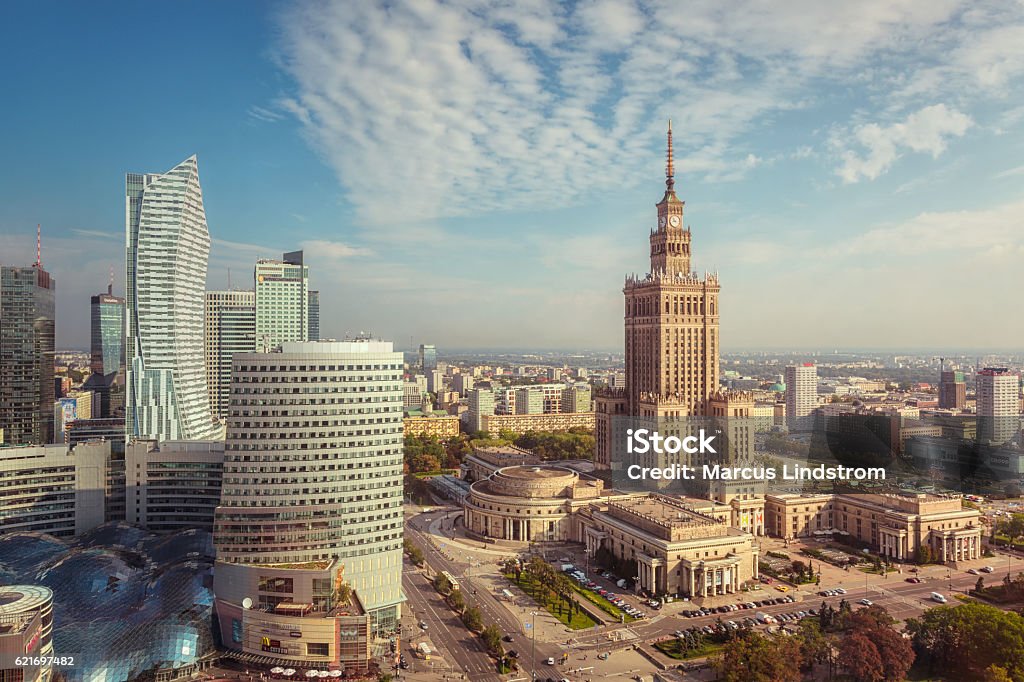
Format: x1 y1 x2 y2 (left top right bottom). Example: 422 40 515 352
967 568 979 575
982 566 995 573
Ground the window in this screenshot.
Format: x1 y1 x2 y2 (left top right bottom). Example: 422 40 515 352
307 643 330 656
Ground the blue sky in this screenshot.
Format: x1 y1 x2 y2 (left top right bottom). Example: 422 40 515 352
2 1 1024 352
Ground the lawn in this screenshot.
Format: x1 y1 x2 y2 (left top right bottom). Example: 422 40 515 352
653 637 724 660
569 583 636 623
504 574 598 630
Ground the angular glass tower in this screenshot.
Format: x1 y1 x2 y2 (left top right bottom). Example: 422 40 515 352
90 284 125 378
125 155 218 441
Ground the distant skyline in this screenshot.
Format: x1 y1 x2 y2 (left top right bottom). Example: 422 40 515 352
2 1 1024 352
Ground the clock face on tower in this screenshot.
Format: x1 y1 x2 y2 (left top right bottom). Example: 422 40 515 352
669 214 680 227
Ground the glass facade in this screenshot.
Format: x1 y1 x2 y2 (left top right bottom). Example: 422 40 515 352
125 156 218 441
254 254 309 350
0 525 216 682
0 264 55 446
90 291 124 378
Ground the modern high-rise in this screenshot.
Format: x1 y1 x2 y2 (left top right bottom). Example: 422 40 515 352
84 282 126 418
785 363 818 432
976 367 1020 445
125 155 219 441
204 290 256 420
595 123 753 480
212 340 404 671
308 289 320 341
254 250 309 350
418 343 437 371
0 250 56 446
90 283 125 378
939 369 966 410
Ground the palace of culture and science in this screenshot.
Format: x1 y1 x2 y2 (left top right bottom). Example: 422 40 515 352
595 123 757 502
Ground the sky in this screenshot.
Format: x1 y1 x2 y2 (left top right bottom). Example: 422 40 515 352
2 0 1024 352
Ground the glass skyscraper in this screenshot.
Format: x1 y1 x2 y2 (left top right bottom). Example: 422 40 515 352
125 155 218 441
308 289 320 341
418 343 437 370
90 284 124 377
0 262 55 445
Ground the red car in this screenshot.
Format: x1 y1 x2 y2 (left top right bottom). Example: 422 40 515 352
906 577 923 583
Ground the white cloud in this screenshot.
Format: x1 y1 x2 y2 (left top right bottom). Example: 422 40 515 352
994 164 1024 179
299 239 371 259
833 104 973 183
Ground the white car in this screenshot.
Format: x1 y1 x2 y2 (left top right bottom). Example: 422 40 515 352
834 588 847 595
858 598 872 606
982 566 995 573
546 657 555 665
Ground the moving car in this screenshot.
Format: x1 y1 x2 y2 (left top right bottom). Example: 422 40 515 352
982 566 995 573
546 657 555 665
967 568 979 575
906 577 923 583
931 592 948 603
858 598 872 606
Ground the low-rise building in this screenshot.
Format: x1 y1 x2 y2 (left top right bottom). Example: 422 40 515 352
765 491 983 562
0 442 107 537
480 411 595 434
403 414 460 440
579 494 760 598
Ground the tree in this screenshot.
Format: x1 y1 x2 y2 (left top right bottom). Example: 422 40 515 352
378 674 393 682
462 606 483 632
434 573 452 595
975 576 986 594
838 609 913 682
404 538 425 566
999 513 1024 549
916 544 933 565
481 624 503 655
796 618 834 672
983 665 1014 682
714 631 803 682
449 589 465 613
907 601 1024 681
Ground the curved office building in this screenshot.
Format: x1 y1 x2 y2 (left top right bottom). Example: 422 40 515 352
213 340 405 673
125 155 218 441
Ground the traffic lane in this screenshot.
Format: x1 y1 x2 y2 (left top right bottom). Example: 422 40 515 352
405 526 565 672
401 570 500 681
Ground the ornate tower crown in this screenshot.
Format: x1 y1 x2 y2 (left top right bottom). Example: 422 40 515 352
651 120 690 275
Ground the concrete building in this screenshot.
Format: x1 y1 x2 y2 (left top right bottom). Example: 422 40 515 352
562 384 592 413
0 256 56 446
125 440 224 532
764 492 983 562
213 340 404 672
426 369 444 394
514 386 545 415
308 290 320 341
480 411 595 434
976 367 1020 445
785 364 818 432
204 290 257 421
465 387 496 433
255 251 310 350
452 373 474 396
579 494 759 598
0 585 54 682
0 442 107 537
939 369 966 410
126 156 219 441
402 376 427 410
402 414 460 440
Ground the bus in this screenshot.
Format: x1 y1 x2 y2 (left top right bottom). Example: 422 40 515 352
440 570 460 592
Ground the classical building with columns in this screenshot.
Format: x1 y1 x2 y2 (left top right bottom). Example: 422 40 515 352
577 494 759 598
463 464 606 543
765 492 982 563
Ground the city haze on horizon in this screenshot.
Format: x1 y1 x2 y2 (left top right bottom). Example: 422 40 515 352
2 1 1024 352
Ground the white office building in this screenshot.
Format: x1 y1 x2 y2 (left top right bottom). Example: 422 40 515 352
977 367 1021 445
125 156 219 441
254 251 309 350
785 363 818 432
204 290 256 421
213 340 404 669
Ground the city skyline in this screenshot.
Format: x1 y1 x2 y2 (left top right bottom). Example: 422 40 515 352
2 2 1024 351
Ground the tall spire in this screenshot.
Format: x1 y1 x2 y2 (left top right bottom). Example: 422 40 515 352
35 224 42 268
666 120 675 192
109 265 114 295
